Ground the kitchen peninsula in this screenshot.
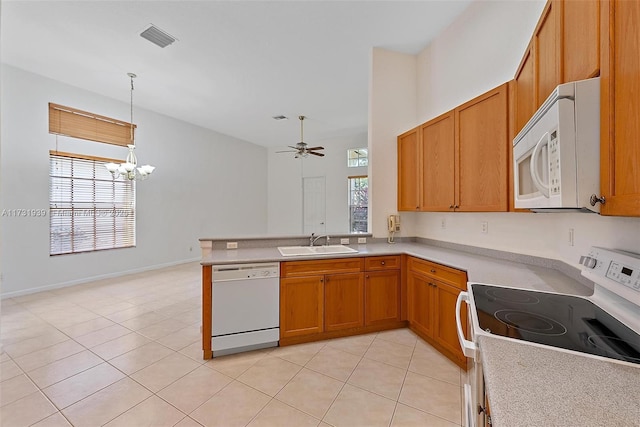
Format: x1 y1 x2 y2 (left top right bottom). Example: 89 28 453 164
200 236 639 426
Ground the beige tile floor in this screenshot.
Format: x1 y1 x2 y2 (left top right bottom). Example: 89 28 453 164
1 262 465 427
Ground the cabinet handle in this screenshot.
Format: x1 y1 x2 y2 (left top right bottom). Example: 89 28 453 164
320 278 324 282
454 205 459 209
366 275 370 279
449 205 454 209
590 194 606 206
430 269 436 273
381 261 385 266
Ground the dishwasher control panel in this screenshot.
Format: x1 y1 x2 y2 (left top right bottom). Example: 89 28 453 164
212 263 280 281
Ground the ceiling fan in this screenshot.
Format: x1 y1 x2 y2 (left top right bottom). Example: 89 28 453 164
277 115 325 158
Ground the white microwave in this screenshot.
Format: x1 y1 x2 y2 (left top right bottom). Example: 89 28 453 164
513 77 600 213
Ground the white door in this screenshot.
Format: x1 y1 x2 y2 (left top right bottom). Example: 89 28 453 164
303 176 326 234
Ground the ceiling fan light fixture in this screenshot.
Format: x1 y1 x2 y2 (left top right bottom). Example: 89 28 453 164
276 115 325 158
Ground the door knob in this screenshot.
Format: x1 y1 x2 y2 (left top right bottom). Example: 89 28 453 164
590 194 605 206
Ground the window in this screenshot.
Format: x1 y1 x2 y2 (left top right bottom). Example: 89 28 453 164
49 151 135 255
348 176 368 233
347 148 368 167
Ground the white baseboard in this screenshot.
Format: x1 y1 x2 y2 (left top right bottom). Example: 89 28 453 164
0 257 202 299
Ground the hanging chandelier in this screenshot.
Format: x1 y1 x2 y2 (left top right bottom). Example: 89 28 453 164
105 73 155 180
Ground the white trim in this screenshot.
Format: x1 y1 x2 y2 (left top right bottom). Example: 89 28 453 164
0 257 201 299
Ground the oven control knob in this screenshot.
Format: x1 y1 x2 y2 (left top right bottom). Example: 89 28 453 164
579 256 597 269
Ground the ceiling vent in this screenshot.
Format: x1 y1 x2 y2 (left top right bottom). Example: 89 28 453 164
140 24 177 48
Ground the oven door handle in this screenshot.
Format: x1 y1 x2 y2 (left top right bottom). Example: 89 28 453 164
456 291 477 358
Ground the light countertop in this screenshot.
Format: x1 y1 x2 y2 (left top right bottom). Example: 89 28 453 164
479 335 640 427
201 241 592 295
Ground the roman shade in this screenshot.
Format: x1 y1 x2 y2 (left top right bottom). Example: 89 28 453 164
48 103 135 147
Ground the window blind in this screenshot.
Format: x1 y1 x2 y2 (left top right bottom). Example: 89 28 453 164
49 103 134 147
49 151 136 255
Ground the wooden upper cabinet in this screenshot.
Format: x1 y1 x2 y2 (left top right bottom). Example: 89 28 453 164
455 83 509 212
421 111 455 211
534 0 562 106
562 0 600 82
599 0 640 216
514 43 536 135
397 127 421 211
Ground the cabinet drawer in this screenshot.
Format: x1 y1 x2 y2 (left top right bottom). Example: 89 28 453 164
281 257 364 277
408 257 466 290
364 255 401 271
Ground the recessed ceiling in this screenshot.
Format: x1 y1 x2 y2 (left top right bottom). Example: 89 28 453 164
1 1 472 147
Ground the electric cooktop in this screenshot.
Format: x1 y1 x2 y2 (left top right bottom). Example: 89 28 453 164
471 284 640 365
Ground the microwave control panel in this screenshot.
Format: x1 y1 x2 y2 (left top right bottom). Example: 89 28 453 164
548 130 560 195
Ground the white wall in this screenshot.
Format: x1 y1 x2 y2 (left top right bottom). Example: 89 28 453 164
1 65 268 297
369 48 418 238
370 0 640 267
266 133 367 235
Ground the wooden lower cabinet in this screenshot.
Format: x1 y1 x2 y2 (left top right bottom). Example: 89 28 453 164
433 279 468 360
279 256 405 345
324 272 364 331
407 257 468 368
407 271 435 338
364 270 401 326
280 276 324 339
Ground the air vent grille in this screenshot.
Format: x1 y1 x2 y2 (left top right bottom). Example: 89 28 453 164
140 24 177 48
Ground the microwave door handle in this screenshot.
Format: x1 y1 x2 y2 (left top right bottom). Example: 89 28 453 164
530 132 550 198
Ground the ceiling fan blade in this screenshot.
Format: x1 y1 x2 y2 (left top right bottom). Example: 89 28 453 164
308 151 325 157
287 146 299 149
276 150 297 153
306 146 324 151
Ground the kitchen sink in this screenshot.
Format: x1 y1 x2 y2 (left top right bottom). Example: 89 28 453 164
278 245 359 257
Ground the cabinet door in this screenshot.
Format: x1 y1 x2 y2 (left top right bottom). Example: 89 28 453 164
599 0 640 216
280 276 324 338
407 272 435 338
455 83 509 212
514 43 535 135
433 280 467 364
535 0 561 106
562 0 600 82
324 273 364 331
421 111 456 211
364 270 401 326
398 127 421 211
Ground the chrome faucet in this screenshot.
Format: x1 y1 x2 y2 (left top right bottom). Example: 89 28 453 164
310 233 330 246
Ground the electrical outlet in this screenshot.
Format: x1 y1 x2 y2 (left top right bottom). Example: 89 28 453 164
340 238 350 245
568 228 574 246
441 218 446 229
358 237 367 244
481 221 488 234
226 242 238 249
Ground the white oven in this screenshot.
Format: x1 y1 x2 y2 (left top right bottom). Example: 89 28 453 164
456 247 640 427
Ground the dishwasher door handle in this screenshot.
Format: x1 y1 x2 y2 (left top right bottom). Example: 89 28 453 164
456 291 476 358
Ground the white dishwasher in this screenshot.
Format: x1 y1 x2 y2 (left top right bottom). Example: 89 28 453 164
211 263 280 357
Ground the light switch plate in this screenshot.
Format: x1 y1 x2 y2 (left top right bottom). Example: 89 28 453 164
358 237 367 244
226 242 238 249
340 238 350 245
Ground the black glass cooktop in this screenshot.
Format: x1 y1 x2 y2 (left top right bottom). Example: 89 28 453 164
471 284 640 365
